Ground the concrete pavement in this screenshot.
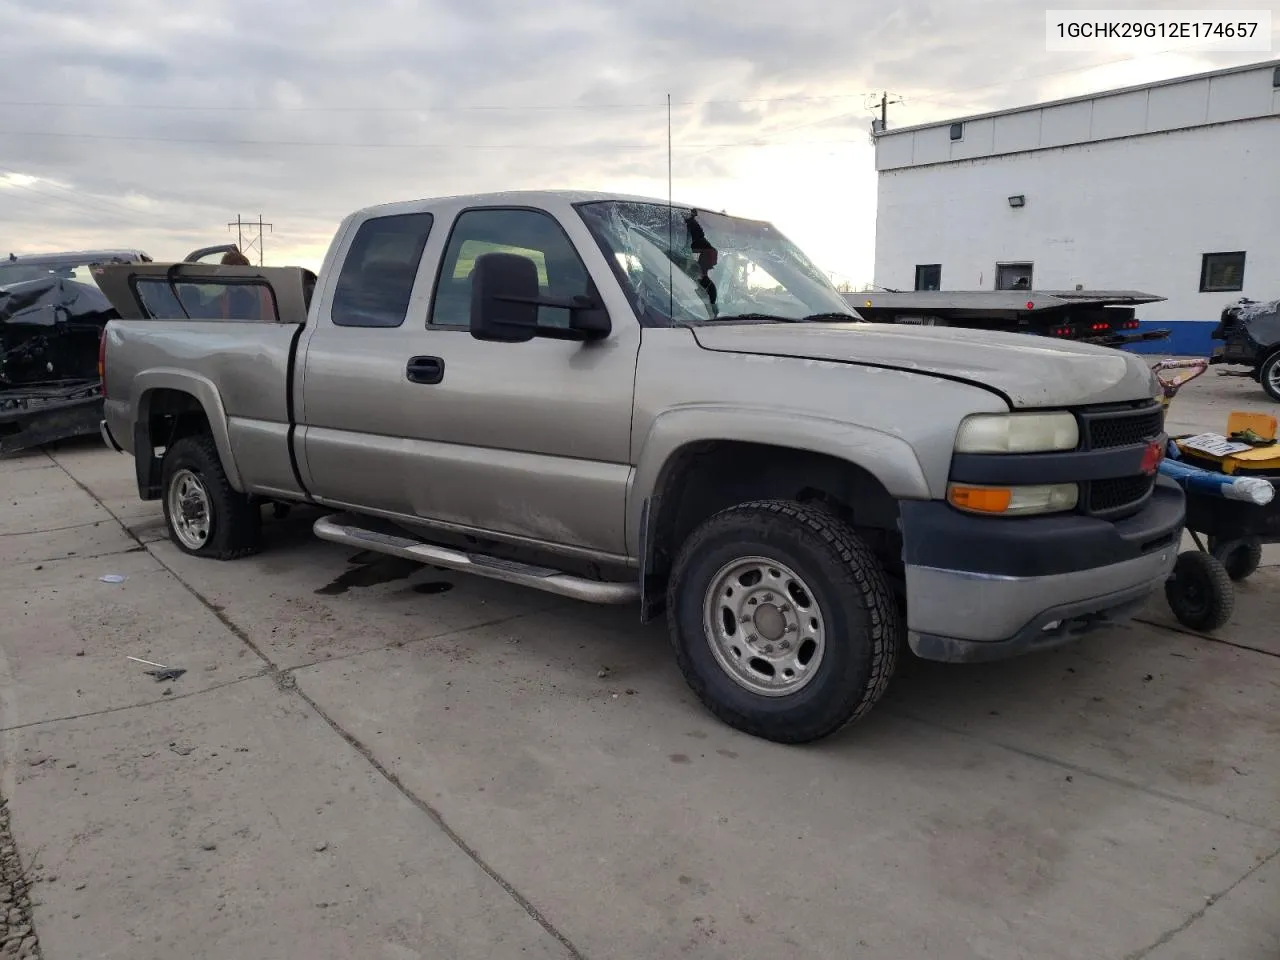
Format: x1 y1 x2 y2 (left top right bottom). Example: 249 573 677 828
1 373 1278 959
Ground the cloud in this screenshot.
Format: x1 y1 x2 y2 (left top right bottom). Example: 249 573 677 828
0 0 1269 278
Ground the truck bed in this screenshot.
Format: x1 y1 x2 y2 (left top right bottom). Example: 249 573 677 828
96 262 316 501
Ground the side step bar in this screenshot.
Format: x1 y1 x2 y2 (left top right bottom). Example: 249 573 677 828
313 513 639 605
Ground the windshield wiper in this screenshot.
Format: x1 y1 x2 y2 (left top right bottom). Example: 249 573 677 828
701 311 862 324
801 312 860 322
707 312 795 323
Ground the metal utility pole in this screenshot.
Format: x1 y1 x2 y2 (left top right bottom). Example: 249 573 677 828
227 214 274 265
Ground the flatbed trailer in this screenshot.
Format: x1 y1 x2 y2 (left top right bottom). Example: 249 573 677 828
845 290 1171 349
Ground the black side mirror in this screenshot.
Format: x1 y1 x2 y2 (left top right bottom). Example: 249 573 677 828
470 251 612 343
470 252 540 343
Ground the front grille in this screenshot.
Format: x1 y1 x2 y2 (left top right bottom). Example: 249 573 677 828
1084 475 1155 516
1083 406 1164 449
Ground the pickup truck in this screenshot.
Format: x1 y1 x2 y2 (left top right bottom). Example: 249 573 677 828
94 191 1184 744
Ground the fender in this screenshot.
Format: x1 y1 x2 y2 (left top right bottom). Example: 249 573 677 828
132 369 245 492
626 404 933 559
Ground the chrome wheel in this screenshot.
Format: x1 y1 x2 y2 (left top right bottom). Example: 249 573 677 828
702 556 826 697
1266 359 1280 398
168 468 212 550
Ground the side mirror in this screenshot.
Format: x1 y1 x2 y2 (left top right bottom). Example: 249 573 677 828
470 251 612 343
470 252 540 343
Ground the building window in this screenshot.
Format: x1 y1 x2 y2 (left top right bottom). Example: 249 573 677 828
914 264 942 291
1199 252 1246 293
995 262 1033 291
949 122 964 141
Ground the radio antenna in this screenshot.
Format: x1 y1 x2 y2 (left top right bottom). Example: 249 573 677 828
667 92 674 323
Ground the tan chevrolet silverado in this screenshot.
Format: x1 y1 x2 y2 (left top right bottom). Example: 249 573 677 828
93 191 1184 743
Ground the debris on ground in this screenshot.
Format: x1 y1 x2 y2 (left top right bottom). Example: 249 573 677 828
127 657 186 683
144 668 186 683
0 796 43 960
97 575 127 584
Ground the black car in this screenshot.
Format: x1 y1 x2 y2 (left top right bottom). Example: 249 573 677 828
1209 298 1280 403
0 249 151 454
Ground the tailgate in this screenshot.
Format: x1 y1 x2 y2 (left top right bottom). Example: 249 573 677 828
93 262 315 324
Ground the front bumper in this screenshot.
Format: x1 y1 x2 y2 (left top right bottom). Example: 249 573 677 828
902 477 1184 663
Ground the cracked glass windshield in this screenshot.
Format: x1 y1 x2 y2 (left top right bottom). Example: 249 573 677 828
576 200 860 327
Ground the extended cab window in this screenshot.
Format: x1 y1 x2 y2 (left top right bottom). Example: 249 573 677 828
135 278 278 322
430 208 590 329
332 212 434 328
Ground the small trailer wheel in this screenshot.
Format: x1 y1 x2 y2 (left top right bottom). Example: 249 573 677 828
1165 550 1234 632
1208 536 1263 582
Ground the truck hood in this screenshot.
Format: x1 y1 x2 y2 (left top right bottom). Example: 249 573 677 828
690 322 1158 408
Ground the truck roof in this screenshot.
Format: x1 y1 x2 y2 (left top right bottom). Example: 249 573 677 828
4 249 151 267
353 189 732 220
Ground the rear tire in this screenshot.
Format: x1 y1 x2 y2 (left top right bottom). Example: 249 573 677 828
160 435 261 560
1165 550 1233 632
666 500 901 744
1209 536 1263 582
1260 351 1280 403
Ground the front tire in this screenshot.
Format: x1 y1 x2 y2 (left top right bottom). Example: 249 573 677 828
160 435 261 560
667 500 901 744
1259 351 1280 403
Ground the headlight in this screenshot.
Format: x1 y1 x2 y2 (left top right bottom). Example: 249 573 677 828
954 412 1079 454
948 482 1079 516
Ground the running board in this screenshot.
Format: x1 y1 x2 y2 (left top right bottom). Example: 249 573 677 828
313 513 639 605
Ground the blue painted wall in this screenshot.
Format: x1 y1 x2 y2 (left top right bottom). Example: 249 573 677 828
1119 320 1217 357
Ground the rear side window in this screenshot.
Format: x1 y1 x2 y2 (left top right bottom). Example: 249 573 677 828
134 278 279 322
331 212 434 328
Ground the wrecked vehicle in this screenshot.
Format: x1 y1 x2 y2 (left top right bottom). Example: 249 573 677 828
0 249 150 454
96 191 1184 744
1209 297 1280 402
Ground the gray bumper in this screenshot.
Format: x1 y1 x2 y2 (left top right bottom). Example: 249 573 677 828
906 547 1176 663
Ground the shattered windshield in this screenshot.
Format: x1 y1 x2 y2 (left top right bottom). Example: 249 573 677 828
576 200 859 327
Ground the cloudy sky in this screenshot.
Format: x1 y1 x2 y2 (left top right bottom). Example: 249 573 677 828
1 0 1274 285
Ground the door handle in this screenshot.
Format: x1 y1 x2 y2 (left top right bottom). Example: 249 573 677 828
406 356 444 385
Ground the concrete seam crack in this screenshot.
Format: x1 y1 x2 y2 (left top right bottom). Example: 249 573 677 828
49 452 589 959
291 682 589 960
1122 843 1280 959
1131 616 1280 660
0 672 271 733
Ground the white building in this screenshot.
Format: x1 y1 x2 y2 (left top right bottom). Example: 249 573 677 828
872 59 1280 354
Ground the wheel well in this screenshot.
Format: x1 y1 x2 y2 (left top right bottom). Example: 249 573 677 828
642 441 904 619
135 389 213 499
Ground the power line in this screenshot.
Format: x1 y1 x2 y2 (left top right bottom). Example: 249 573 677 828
0 92 880 113
895 47 1214 110
0 169 165 224
0 129 871 149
